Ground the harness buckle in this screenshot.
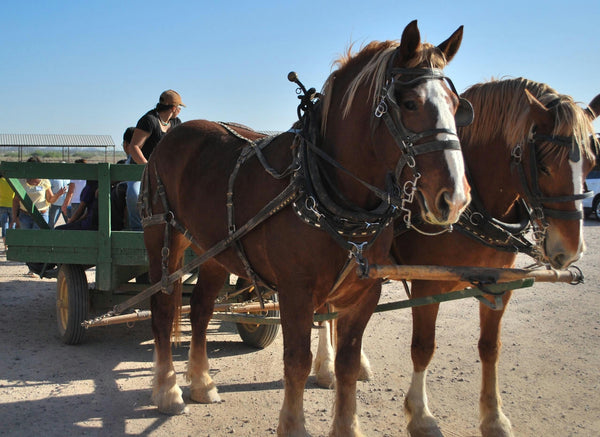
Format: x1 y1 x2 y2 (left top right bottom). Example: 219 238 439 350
511 144 523 163
348 241 369 278
469 211 484 226
532 206 545 221
305 196 323 220
374 98 388 118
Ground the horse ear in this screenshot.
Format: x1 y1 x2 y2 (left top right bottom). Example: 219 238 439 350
437 25 464 64
399 20 421 61
585 93 600 120
524 89 554 130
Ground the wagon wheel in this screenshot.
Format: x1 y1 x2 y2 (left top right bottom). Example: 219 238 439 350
234 278 279 349
56 264 89 345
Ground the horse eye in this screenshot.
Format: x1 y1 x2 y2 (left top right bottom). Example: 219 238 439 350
403 100 418 111
538 163 551 176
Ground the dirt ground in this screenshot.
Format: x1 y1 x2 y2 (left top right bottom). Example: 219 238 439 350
0 220 599 437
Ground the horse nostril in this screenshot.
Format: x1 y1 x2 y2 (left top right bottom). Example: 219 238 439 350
551 253 567 269
436 190 451 221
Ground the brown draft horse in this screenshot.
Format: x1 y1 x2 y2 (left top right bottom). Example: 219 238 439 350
314 78 600 436
394 80 599 437
142 21 470 436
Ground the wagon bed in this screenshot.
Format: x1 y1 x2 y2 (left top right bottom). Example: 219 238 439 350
1 161 279 346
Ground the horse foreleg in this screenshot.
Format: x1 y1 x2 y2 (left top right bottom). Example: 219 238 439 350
313 320 336 388
277 286 314 437
187 263 227 404
329 284 380 437
151 289 187 415
479 292 513 437
357 345 373 382
314 316 372 389
149 229 188 415
405 289 442 437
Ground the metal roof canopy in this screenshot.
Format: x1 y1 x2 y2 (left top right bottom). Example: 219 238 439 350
0 133 115 162
0 133 114 147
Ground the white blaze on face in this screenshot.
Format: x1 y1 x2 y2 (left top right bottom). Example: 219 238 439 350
570 158 585 252
422 80 467 200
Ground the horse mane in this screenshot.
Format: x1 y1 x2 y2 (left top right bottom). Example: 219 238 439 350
459 77 596 161
319 40 449 134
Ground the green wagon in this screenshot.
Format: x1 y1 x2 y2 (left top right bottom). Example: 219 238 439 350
1 161 279 346
1 162 583 348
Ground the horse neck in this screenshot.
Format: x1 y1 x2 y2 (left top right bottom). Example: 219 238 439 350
319 67 392 210
464 141 522 221
321 116 387 211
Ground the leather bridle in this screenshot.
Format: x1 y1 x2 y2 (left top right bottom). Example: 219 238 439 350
511 130 593 247
512 133 592 220
374 66 473 227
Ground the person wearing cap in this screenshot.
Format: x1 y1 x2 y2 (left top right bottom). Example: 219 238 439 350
126 90 185 230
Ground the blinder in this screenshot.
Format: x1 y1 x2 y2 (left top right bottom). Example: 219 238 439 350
532 132 581 163
455 97 474 127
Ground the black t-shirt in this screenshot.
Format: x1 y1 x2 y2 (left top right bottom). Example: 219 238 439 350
136 109 182 160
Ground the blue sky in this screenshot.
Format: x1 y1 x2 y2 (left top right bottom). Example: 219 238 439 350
2 1 599 148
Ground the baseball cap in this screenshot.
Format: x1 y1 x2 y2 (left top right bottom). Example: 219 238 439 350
159 90 186 107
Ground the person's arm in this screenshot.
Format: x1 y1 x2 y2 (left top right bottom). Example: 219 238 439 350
68 201 87 223
61 182 76 216
129 128 151 164
46 186 66 204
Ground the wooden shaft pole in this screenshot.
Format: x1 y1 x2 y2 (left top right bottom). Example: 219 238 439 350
367 264 581 284
83 302 281 328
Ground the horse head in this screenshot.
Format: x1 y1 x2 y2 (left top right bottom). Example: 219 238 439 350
518 89 599 268
320 20 470 228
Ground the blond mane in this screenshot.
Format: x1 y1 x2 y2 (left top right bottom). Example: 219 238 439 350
459 77 596 161
319 40 449 134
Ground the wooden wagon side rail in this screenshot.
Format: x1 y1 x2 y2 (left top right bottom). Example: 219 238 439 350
1 161 147 291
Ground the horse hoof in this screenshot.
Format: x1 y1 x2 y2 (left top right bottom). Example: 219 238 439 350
190 386 221 404
407 423 444 437
158 401 188 415
315 370 335 389
358 353 373 381
480 416 513 437
276 425 310 437
314 359 335 388
357 365 373 381
153 384 187 415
